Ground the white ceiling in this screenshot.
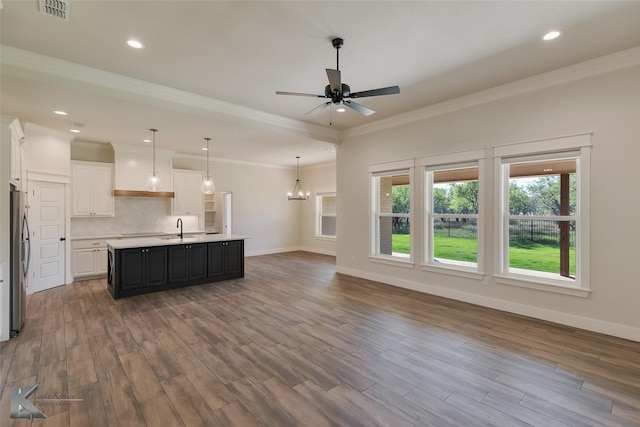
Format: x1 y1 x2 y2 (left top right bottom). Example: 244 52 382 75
1 1 639 167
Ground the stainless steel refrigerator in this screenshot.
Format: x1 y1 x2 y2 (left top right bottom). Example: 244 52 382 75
10 184 29 337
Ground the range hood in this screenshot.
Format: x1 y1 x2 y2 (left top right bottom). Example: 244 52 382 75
111 143 175 198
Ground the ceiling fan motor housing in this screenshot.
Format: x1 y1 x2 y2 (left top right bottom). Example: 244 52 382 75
325 83 351 103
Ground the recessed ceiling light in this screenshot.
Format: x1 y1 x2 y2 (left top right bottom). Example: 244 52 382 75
143 139 151 143
201 147 208 151
53 110 68 116
127 39 144 49
543 30 561 41
70 129 80 133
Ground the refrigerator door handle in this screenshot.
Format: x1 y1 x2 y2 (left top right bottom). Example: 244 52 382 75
22 213 31 279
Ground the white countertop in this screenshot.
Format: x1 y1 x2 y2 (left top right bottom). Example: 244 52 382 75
106 234 247 249
72 231 207 241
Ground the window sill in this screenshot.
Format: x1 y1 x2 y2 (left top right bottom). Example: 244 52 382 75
494 273 590 297
314 235 336 241
420 263 485 281
369 255 415 269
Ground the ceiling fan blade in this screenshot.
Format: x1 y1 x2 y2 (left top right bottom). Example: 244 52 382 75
349 85 400 98
305 101 332 115
326 69 341 93
276 91 325 98
343 100 375 116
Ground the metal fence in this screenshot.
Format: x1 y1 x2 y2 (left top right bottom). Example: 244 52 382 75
431 217 576 247
433 218 477 239
509 219 576 246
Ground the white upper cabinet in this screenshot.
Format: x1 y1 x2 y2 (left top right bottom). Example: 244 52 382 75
71 161 115 217
172 169 203 215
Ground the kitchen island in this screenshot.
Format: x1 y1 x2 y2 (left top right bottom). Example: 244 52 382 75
106 234 246 299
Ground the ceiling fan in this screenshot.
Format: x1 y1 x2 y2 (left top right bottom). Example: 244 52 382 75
276 37 400 117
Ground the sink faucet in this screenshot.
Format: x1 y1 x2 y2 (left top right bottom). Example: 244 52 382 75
177 218 183 239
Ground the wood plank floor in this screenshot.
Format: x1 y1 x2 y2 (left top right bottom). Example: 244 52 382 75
1 251 639 426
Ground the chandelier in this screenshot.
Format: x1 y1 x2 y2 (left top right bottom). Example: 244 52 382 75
287 156 309 201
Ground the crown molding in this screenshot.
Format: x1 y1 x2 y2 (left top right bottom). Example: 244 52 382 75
342 46 640 139
172 152 291 170
24 121 74 140
0 45 341 144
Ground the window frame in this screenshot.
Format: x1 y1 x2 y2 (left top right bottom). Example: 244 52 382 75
493 134 591 297
420 149 486 280
315 192 337 240
368 159 415 268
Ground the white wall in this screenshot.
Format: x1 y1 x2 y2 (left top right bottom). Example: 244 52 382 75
172 155 301 256
299 162 337 256
337 64 640 341
112 143 173 192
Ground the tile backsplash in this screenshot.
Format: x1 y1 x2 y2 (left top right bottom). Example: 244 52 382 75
71 197 200 237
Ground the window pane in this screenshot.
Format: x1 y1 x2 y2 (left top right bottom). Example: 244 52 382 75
321 216 336 236
508 219 576 278
319 195 336 237
379 175 410 214
509 160 576 216
376 172 411 258
433 217 477 264
379 216 410 256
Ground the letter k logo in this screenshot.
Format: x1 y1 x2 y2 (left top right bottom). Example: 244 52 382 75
10 384 47 419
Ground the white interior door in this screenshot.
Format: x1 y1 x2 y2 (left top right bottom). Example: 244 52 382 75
223 192 232 234
28 181 66 294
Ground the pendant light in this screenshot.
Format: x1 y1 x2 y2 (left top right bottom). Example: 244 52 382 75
287 156 309 201
200 137 215 194
147 128 161 191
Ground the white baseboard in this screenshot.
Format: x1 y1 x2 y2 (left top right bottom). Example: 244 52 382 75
298 246 336 257
245 246 301 257
336 265 640 343
246 246 336 257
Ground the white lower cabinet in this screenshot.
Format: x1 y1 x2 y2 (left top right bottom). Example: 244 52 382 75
71 239 110 280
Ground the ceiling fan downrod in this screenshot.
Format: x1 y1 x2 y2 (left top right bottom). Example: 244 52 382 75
332 37 343 71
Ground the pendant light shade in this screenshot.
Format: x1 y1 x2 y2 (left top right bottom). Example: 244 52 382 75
287 156 309 201
201 137 215 194
147 128 161 191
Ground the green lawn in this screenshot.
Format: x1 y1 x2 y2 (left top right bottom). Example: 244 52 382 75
392 234 575 275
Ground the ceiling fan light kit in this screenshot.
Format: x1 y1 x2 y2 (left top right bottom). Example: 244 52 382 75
276 37 400 118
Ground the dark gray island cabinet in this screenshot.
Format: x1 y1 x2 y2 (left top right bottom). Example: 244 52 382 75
106 235 246 299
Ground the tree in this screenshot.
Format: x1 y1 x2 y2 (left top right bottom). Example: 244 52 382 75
527 175 576 216
433 188 450 214
450 182 478 214
392 185 410 213
509 182 533 215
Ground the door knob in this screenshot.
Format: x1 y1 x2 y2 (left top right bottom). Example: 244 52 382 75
60 237 66 241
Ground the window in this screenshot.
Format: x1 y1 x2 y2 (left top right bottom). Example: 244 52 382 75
369 159 414 266
315 193 336 239
494 134 591 296
421 150 485 278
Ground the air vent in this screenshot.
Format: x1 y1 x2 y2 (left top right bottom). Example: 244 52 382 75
39 0 70 21
70 122 84 128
